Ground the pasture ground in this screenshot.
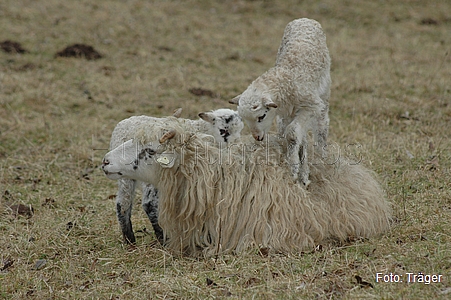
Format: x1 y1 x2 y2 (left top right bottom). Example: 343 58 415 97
1 0 450 298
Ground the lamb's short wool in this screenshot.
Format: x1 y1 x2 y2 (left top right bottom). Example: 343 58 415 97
108 109 243 244
229 18 331 187
102 125 391 256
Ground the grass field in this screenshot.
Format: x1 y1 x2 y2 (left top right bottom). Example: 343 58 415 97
1 0 451 298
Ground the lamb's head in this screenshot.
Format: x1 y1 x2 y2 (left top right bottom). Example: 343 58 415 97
229 84 277 141
198 108 244 145
101 131 177 185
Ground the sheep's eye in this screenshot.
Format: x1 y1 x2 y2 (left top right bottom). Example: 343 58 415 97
132 159 139 170
257 114 266 122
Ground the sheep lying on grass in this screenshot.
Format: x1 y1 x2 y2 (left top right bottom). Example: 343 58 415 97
229 18 331 187
108 109 243 244
102 124 391 256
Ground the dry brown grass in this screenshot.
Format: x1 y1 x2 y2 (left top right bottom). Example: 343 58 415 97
1 0 450 298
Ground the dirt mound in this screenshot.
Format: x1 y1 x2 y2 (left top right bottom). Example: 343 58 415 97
55 44 102 60
0 40 27 53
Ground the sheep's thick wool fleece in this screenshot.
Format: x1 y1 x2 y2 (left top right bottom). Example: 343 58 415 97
148 131 391 256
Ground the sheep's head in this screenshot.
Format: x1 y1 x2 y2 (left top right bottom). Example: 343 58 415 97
229 85 277 141
198 108 244 145
102 130 178 185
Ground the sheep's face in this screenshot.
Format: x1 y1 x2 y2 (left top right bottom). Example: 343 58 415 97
232 88 278 141
102 139 165 185
198 109 244 145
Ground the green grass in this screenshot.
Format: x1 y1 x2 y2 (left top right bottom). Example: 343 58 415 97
1 0 451 298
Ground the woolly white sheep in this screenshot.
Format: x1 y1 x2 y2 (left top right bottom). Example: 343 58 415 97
229 18 331 187
102 124 391 256
107 109 243 244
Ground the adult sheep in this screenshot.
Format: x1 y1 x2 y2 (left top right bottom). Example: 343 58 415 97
229 18 331 187
102 124 391 256
108 109 243 244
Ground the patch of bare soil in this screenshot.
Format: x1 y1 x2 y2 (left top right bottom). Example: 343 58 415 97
188 87 218 98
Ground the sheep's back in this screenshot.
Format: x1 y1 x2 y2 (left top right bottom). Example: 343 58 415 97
156 134 391 255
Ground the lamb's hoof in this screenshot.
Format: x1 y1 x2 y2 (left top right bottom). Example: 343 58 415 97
301 178 311 189
123 232 136 245
293 174 310 189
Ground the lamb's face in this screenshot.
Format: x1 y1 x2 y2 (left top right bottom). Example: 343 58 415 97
198 109 244 145
234 88 278 141
101 139 163 185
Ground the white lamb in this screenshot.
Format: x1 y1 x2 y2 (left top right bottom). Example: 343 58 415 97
229 18 331 187
107 108 243 244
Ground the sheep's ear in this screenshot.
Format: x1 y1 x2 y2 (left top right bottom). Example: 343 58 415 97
159 130 176 144
172 108 183 118
229 95 240 105
198 112 215 124
265 102 278 109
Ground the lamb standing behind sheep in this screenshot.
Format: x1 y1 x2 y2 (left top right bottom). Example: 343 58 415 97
108 109 243 244
102 124 391 256
229 18 331 187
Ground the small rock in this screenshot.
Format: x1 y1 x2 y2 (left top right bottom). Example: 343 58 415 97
1 258 14 271
34 259 47 270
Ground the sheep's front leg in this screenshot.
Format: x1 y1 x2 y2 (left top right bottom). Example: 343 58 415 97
116 179 136 244
142 183 164 245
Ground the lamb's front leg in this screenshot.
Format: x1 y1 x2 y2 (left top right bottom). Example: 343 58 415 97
116 179 137 244
314 105 329 159
285 121 310 187
299 134 311 187
285 122 300 181
142 183 164 245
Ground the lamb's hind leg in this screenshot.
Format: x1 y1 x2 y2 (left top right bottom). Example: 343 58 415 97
142 183 164 245
116 179 137 244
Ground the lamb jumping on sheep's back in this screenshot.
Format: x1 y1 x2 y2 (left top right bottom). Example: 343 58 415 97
230 18 331 187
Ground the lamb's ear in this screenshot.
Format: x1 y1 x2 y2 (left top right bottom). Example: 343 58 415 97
198 112 215 124
156 151 176 168
159 130 176 144
229 95 241 105
265 102 278 109
172 108 183 118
